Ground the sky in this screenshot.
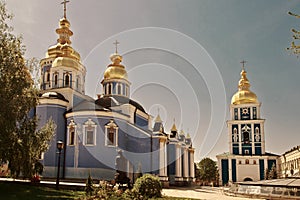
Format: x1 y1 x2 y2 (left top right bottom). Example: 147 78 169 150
5 0 300 162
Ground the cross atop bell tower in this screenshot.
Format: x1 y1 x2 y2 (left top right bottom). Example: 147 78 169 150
240 60 246 71
61 0 70 18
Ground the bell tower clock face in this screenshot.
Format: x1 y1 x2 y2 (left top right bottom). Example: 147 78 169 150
240 107 250 120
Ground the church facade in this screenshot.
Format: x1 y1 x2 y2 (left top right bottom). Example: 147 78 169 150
36 5 195 185
216 65 279 185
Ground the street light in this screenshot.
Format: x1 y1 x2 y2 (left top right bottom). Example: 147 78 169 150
56 140 64 190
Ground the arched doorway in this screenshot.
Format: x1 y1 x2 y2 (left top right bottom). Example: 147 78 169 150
243 177 253 182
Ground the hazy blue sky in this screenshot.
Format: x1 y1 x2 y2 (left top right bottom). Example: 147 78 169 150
5 0 300 161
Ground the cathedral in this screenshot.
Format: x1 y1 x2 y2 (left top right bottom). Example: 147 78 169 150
216 63 279 185
36 3 195 186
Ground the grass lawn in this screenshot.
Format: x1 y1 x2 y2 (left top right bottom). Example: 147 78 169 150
0 181 198 200
0 182 85 200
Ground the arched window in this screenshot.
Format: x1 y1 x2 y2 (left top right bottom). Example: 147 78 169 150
83 119 96 146
246 159 249 164
108 84 112 95
255 127 259 134
67 120 76 146
76 76 79 89
253 160 257 165
243 131 250 144
54 74 58 86
46 72 50 82
117 84 122 95
105 119 118 146
65 74 70 86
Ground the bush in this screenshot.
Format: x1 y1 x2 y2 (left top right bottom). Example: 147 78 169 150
132 174 162 199
85 174 94 196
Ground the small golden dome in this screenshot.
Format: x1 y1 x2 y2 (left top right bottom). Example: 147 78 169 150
231 69 259 105
52 56 80 70
103 53 128 80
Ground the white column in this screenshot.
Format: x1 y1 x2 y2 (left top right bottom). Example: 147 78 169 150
183 147 188 178
229 123 233 154
261 122 265 154
251 124 255 154
159 139 166 177
238 124 242 154
189 149 195 178
264 159 268 172
228 158 232 182
176 145 181 177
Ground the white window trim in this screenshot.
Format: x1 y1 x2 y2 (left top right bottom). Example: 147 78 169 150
67 120 77 146
105 119 118 147
83 119 97 146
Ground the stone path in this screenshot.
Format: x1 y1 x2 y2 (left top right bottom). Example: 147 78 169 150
162 186 262 200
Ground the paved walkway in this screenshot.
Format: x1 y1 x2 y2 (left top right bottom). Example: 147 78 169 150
162 186 262 200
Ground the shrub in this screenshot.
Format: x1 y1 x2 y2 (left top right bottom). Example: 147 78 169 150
85 174 94 196
132 174 162 199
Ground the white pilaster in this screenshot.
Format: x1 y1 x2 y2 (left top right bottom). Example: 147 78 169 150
238 123 242 154
228 158 232 182
183 147 188 178
251 123 255 154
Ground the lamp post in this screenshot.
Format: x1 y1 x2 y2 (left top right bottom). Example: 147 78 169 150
56 140 64 190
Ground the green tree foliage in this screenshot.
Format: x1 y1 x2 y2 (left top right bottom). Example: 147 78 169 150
197 157 218 184
264 168 269 180
85 173 95 196
0 1 55 179
268 164 277 180
287 11 300 55
132 174 162 199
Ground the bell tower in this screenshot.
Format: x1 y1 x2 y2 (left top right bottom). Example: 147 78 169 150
40 0 86 100
228 61 265 156
101 41 131 98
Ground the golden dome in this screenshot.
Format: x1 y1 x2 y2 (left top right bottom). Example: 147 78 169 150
52 56 80 70
103 53 128 80
231 69 259 105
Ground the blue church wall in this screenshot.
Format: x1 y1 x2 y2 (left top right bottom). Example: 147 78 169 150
167 144 176 175
259 159 264 180
232 159 236 182
268 159 276 170
36 104 66 167
221 159 229 185
65 116 153 174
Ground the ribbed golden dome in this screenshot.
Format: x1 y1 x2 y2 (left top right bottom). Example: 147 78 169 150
52 56 80 69
231 69 259 105
103 53 128 80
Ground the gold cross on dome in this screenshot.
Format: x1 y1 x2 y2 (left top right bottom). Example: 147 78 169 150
61 0 70 18
113 40 120 54
240 60 247 70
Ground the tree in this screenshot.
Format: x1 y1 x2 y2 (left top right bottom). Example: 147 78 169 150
268 163 277 180
0 1 55 179
197 158 218 185
287 11 300 55
264 168 269 180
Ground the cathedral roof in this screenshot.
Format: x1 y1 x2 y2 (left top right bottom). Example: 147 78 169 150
68 100 109 112
231 66 259 105
95 95 145 113
40 91 68 102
